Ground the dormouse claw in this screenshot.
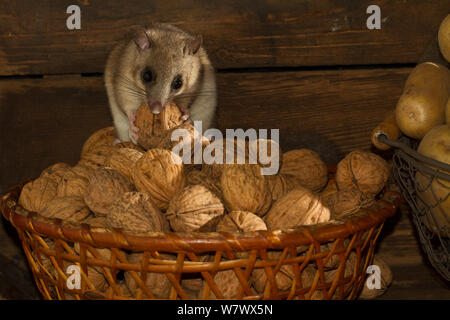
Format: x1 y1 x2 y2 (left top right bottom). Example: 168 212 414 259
112 138 122 146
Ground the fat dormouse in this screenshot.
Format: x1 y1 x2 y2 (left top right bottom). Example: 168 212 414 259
105 23 217 143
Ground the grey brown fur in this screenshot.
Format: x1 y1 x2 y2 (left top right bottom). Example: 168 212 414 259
104 23 217 143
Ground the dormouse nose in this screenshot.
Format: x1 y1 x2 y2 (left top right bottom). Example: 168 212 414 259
148 101 163 115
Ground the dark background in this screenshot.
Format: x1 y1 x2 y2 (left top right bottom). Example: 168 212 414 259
0 0 449 299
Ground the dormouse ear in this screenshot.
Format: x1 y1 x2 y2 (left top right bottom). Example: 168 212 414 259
183 35 202 55
133 27 151 51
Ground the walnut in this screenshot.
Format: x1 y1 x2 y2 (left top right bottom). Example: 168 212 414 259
73 232 113 294
166 185 224 232
19 177 58 213
70 164 95 180
203 138 250 179
78 145 117 170
135 102 184 150
40 196 91 223
335 150 389 199
81 126 116 156
124 252 174 299
186 169 223 199
80 216 109 229
199 269 254 299
216 211 267 233
312 252 356 299
114 141 145 152
251 251 300 293
265 173 303 203
73 226 112 262
321 189 365 219
132 148 186 210
253 253 355 299
107 192 169 234
84 168 135 216
248 138 283 170
315 239 350 270
181 277 204 293
264 187 330 231
56 169 90 198
105 148 144 181
40 163 72 184
320 179 338 199
280 149 328 192
216 210 267 259
221 164 272 217
153 123 210 167
201 137 277 174
63 259 110 296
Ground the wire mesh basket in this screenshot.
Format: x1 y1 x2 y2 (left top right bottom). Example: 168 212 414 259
0 166 402 300
378 134 449 281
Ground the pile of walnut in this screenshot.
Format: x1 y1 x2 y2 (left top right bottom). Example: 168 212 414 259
18 102 391 299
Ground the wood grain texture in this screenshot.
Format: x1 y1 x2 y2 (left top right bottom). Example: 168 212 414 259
374 204 450 299
0 68 410 194
216 68 411 161
0 0 448 75
0 76 112 195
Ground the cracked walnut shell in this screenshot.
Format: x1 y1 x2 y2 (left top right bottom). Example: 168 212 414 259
135 102 184 150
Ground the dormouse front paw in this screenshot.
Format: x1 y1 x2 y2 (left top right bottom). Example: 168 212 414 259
178 105 193 124
112 138 122 146
127 111 140 144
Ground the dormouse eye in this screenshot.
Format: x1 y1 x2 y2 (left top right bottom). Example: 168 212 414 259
141 68 154 83
171 75 183 91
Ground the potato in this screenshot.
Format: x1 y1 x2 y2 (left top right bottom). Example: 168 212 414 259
438 14 450 63
416 124 450 237
395 62 450 139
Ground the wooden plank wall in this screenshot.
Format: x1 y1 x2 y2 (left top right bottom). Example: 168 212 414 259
3 0 448 194
0 0 447 74
0 0 449 299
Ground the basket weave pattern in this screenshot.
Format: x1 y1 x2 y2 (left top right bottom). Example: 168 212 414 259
0 180 401 300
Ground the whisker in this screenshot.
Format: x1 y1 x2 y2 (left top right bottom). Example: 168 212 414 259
117 88 146 99
117 81 145 93
116 82 147 97
177 91 217 99
116 74 147 94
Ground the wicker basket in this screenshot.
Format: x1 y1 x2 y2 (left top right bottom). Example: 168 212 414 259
0 166 401 300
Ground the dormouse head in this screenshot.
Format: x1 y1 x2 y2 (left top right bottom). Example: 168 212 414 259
131 24 203 114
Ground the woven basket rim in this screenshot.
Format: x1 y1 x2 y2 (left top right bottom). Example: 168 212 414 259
0 180 402 253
